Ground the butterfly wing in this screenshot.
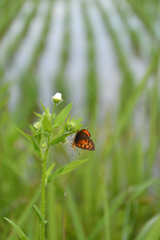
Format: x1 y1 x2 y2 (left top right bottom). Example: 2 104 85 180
80 129 91 137
74 130 95 151
75 138 95 151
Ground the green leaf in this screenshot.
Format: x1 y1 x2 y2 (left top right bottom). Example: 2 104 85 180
29 125 36 134
128 179 159 201
31 138 43 159
47 159 88 183
53 102 73 127
45 162 55 184
4 217 29 240
40 100 48 114
42 115 52 132
52 124 61 130
33 111 43 119
74 118 83 124
33 205 47 224
67 115 71 123
135 214 160 240
51 113 56 120
76 124 83 129
49 132 72 146
16 128 31 141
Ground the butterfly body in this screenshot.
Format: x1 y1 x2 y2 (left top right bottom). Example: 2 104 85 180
72 129 95 151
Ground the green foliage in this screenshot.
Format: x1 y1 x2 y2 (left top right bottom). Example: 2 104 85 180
42 115 52 132
53 102 73 128
4 218 29 240
135 215 160 240
33 205 47 224
16 128 32 141
45 162 55 184
47 159 89 183
49 132 72 146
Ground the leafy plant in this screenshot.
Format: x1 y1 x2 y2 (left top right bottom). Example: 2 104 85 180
4 93 88 240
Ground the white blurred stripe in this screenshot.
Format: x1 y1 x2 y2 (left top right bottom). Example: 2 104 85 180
5 0 50 81
87 3 120 112
4 0 50 111
36 0 65 107
99 0 147 83
0 1 34 65
65 0 88 114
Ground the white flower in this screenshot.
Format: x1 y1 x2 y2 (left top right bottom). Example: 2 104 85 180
52 92 63 104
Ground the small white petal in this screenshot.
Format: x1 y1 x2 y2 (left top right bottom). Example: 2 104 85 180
53 92 62 100
52 92 63 104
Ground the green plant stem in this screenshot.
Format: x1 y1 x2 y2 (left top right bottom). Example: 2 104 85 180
40 133 51 240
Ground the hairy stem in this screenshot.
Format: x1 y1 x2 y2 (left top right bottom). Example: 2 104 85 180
40 134 50 240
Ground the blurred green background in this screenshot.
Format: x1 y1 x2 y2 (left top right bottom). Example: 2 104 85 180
1 0 160 239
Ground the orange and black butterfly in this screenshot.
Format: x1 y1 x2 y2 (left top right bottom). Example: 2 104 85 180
72 129 95 151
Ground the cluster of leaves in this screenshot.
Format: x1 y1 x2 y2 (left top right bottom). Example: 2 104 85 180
17 102 82 158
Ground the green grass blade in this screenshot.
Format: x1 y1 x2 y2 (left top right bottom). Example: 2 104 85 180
67 188 86 240
135 215 160 240
4 218 29 240
6 189 40 240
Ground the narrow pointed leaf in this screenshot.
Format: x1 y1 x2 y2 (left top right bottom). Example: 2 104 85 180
67 115 71 123
29 125 36 134
40 100 48 114
31 138 43 159
33 112 43 118
42 115 52 132
49 132 72 146
4 217 29 240
53 103 73 127
33 205 47 224
45 162 55 184
74 118 83 124
47 159 88 183
52 124 61 130
76 124 83 129
16 128 31 141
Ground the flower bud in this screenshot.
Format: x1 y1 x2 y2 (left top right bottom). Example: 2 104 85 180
40 142 47 150
52 92 63 104
66 122 76 131
34 122 42 130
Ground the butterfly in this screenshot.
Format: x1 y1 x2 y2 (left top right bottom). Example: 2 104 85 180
72 129 95 151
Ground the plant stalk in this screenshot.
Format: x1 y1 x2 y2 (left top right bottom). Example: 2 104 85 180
40 134 50 240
